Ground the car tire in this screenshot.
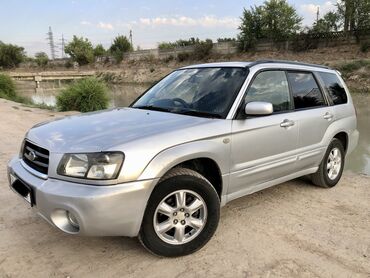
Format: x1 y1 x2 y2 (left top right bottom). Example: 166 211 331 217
138 167 220 257
311 138 345 188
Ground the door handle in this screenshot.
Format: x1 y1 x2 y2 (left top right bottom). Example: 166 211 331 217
280 119 295 128
323 112 334 120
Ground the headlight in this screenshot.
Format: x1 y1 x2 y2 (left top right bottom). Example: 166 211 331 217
57 152 124 180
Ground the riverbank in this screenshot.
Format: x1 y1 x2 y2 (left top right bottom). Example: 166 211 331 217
0 98 369 277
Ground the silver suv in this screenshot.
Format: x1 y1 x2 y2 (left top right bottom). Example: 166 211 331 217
8 60 359 257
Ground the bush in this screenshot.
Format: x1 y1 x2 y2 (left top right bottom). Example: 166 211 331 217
56 78 109 112
338 60 370 73
192 39 213 60
163 55 174 63
360 41 370 53
0 74 17 99
0 73 34 104
177 52 190 62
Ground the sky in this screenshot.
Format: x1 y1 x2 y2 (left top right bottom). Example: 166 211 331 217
0 0 337 57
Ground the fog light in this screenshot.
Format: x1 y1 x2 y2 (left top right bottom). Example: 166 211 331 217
67 211 79 228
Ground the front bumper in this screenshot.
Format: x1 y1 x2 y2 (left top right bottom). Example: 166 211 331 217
7 157 159 237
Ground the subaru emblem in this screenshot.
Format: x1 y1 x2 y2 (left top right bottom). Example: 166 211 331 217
29 151 37 161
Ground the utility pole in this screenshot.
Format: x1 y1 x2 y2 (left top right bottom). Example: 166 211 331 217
46 26 56 60
316 6 320 22
129 30 133 49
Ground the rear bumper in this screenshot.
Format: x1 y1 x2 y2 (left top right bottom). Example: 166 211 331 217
7 157 159 237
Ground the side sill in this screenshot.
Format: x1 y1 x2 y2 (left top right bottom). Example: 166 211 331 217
225 167 318 204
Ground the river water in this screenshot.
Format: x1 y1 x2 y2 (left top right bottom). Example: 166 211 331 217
16 81 370 176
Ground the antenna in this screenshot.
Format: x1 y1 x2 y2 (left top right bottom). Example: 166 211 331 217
46 26 57 60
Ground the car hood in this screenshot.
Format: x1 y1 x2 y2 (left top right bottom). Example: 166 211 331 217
26 108 228 153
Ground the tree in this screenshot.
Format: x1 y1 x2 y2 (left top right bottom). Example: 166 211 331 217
34 52 49 67
262 0 302 40
337 0 370 31
64 36 94 65
109 35 132 62
238 0 302 50
312 12 341 33
0 42 25 68
93 44 106 58
238 6 264 50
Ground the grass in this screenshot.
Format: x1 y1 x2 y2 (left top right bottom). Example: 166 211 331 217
336 60 370 77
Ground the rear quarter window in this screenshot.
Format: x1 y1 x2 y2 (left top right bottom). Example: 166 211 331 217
319 72 348 105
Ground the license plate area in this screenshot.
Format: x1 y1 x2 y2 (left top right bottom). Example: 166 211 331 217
10 174 35 206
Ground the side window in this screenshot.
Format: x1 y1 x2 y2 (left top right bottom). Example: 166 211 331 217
287 72 326 109
245 71 291 113
319 72 348 105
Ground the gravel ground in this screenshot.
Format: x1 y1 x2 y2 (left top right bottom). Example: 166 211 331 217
0 99 369 278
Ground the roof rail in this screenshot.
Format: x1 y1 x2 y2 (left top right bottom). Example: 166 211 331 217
248 60 331 69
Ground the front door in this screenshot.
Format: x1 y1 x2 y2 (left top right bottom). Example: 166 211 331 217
228 70 299 199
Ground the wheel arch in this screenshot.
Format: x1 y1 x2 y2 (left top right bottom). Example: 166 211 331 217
333 131 348 154
138 140 229 200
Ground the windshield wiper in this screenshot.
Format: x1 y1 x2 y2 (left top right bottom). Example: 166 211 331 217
134 105 172 113
176 110 223 119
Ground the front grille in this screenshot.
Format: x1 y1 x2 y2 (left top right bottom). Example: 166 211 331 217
22 140 49 175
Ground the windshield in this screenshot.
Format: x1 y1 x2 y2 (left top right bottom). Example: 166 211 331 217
131 67 249 118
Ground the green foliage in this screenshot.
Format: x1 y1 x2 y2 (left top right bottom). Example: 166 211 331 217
158 38 207 50
217 38 237 43
337 0 370 31
337 60 370 75
361 41 370 53
237 6 263 51
57 78 109 112
34 52 49 67
110 35 132 63
192 39 213 60
94 44 106 57
0 73 16 99
158 42 176 50
177 52 190 62
0 73 35 104
311 12 341 33
163 55 174 63
238 0 302 51
0 42 25 68
65 36 94 65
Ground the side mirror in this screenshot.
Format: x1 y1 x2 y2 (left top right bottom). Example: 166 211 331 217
245 101 273 116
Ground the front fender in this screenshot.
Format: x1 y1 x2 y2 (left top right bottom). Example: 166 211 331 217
138 137 230 194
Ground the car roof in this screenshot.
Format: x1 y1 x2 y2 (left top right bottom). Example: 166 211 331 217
180 60 332 71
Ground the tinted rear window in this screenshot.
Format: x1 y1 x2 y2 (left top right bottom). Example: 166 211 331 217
319 72 348 105
287 72 326 109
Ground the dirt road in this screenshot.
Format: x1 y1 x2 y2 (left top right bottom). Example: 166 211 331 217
0 99 369 278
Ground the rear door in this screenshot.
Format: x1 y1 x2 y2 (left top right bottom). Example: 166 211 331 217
286 71 334 171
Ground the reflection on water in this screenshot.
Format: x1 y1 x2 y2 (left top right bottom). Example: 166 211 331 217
16 81 369 175
345 94 370 175
17 81 150 108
